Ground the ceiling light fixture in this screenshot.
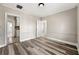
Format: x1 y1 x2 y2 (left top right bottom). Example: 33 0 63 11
38 3 44 7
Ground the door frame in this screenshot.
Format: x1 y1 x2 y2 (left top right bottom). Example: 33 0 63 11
5 12 21 45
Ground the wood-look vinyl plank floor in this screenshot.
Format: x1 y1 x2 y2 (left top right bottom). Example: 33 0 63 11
40 38 78 55
8 44 15 55
3 46 8 55
41 38 77 51
0 48 2 55
31 39 56 55
27 41 46 55
13 44 21 55
14 43 28 55
35 39 67 54
0 37 78 55
30 40 51 55
32 39 61 55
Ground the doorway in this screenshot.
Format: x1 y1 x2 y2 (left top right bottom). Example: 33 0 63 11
36 18 47 37
5 13 20 45
7 21 14 44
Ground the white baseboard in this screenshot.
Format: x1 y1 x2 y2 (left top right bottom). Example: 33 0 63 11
46 36 77 46
20 37 36 42
78 48 79 54
0 44 6 48
0 37 36 48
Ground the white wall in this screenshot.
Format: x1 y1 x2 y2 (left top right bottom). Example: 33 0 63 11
0 5 5 47
20 14 37 41
44 7 77 45
0 5 38 47
77 5 79 53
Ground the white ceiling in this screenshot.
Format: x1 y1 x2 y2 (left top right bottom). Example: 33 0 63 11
1 3 78 17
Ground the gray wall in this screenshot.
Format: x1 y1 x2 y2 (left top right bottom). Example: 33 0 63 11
0 5 38 47
44 7 77 44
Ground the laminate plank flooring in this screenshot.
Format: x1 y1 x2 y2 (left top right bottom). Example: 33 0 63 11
0 37 78 55
39 38 78 54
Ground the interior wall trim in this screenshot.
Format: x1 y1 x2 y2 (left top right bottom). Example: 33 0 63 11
5 12 21 46
0 37 36 48
20 37 36 42
0 43 6 48
45 36 77 46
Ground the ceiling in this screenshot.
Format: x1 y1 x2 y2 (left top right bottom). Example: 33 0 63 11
1 3 78 17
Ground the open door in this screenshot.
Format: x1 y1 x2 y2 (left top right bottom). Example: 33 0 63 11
6 15 20 44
